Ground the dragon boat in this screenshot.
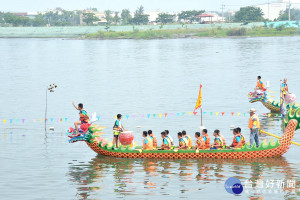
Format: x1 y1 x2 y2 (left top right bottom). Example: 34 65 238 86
68 108 300 159
248 91 298 113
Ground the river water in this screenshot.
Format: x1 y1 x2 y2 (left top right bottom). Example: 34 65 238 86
0 37 300 199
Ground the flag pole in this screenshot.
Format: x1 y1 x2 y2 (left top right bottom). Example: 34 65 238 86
201 108 203 126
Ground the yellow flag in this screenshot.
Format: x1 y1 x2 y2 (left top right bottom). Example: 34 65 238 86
237 113 241 116
194 84 203 112
159 113 162 118
216 112 219 116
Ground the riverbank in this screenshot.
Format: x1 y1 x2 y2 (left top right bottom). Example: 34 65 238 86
85 27 300 39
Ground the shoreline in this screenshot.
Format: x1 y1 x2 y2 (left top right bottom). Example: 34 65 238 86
84 27 300 40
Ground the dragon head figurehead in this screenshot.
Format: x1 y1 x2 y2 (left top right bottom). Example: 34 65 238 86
248 91 267 103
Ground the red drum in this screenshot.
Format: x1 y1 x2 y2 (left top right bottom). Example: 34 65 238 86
119 131 134 145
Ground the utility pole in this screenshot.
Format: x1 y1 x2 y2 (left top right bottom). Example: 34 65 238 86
288 0 291 21
268 0 270 20
221 3 225 23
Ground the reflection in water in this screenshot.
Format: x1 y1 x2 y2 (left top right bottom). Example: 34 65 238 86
67 156 299 199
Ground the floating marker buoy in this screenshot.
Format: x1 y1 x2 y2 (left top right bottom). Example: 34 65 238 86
49 127 55 131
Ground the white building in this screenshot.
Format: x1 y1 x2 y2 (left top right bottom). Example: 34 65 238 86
255 0 300 20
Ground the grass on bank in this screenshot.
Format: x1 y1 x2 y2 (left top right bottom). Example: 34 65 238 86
85 27 300 39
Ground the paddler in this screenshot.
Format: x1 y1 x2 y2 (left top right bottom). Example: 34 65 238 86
201 129 210 149
228 128 244 149
72 101 89 136
142 131 153 150
178 132 188 150
194 132 205 150
148 130 157 149
248 108 260 147
210 129 223 149
236 127 246 146
161 131 171 150
113 114 126 148
182 130 193 149
165 130 174 147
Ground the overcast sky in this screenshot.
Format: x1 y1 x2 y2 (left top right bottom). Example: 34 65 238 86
1 0 273 12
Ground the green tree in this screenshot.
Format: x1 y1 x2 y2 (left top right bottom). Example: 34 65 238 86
156 13 175 24
121 9 132 25
131 5 149 25
177 10 205 22
113 12 121 24
104 10 113 24
31 14 47 26
82 13 99 25
234 6 264 22
277 8 300 21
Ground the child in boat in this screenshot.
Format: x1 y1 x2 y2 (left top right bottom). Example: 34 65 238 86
142 131 153 150
148 130 157 149
236 127 246 146
228 128 243 149
178 132 188 150
210 129 223 149
182 130 193 149
161 132 171 150
165 130 174 147
201 129 210 149
113 114 126 148
72 101 89 136
195 132 205 150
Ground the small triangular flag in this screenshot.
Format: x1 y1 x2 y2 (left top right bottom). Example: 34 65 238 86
221 112 225 116
164 113 168 117
159 113 162 118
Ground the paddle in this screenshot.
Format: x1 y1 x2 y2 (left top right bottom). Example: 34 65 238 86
259 129 300 146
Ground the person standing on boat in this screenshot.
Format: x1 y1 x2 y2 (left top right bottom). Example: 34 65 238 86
72 101 89 136
248 108 260 147
282 78 289 98
113 114 125 148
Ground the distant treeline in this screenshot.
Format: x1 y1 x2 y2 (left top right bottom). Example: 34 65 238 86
1 5 300 27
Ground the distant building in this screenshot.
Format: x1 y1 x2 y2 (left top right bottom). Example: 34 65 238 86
196 13 225 23
255 0 300 20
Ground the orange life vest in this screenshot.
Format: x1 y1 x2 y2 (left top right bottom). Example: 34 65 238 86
202 134 210 149
143 136 153 150
185 135 193 148
257 80 265 90
248 114 260 129
79 109 89 122
151 135 157 148
233 134 245 147
196 137 205 149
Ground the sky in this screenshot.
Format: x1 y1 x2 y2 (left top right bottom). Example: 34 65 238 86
1 0 273 13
